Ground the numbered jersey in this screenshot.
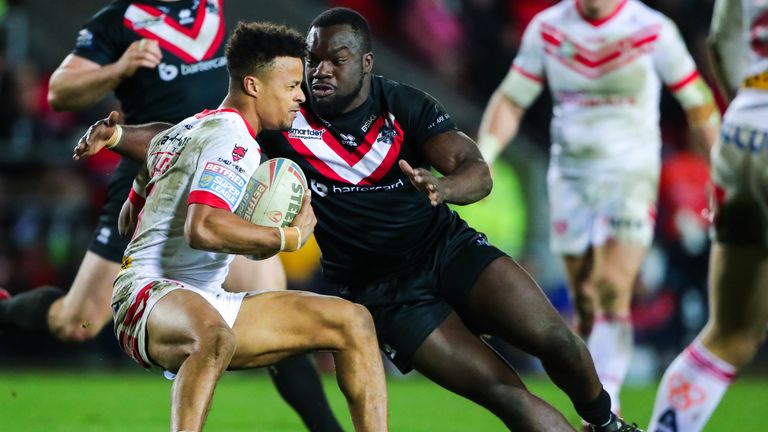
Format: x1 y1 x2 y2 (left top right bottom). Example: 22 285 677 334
121 109 262 292
505 0 700 175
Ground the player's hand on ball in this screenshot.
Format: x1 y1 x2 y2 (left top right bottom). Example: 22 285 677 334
115 38 162 79
399 159 445 206
289 192 316 249
73 111 121 160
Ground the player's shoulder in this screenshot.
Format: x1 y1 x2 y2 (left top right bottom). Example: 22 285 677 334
376 75 438 106
623 0 672 26
531 1 576 26
90 0 132 21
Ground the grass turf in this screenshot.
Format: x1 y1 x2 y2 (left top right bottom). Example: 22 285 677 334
1 371 765 431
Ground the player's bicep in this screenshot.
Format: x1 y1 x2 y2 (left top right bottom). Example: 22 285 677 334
422 130 483 176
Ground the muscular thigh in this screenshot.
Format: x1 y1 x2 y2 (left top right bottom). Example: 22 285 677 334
228 290 363 369
224 254 286 293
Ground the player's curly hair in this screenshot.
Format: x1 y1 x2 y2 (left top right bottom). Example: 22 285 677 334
309 7 372 53
225 22 306 82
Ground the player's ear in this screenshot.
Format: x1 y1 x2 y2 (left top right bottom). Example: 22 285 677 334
362 52 373 74
243 75 261 98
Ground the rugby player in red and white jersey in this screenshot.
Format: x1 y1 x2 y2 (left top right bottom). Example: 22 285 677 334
478 0 720 417
78 7 647 432
647 1 768 430
105 22 387 431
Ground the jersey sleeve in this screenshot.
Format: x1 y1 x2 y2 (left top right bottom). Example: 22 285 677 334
128 162 150 210
400 85 458 148
71 5 126 65
500 15 545 108
188 128 262 212
653 17 700 94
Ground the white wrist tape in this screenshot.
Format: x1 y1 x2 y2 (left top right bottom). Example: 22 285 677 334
106 124 123 149
478 134 502 165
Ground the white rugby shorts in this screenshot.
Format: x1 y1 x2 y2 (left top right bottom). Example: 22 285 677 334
111 273 247 371
710 98 768 246
547 167 658 255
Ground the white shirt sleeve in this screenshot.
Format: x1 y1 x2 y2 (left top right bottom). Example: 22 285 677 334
653 16 699 91
500 15 546 108
188 127 262 212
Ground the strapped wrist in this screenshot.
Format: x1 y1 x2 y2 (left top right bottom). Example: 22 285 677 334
281 226 301 252
478 133 502 165
106 124 123 149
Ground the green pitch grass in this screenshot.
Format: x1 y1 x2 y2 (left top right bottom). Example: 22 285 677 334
0 370 765 431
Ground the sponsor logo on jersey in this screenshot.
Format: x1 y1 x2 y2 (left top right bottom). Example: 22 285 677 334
330 177 406 194
288 128 325 139
198 162 246 208
216 157 245 173
158 63 179 81
310 178 329 197
361 114 377 132
339 133 357 147
157 56 226 81
232 145 248 162
720 124 768 153
75 29 94 48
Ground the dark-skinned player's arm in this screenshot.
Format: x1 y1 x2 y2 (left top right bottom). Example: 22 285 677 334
399 130 492 207
73 110 171 162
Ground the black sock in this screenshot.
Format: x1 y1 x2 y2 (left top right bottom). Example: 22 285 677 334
268 354 343 432
0 286 64 334
574 388 613 426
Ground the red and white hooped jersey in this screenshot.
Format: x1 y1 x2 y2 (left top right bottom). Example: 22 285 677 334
506 0 701 174
121 109 262 292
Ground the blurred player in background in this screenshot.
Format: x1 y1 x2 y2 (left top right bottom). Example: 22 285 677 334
108 22 386 431
83 7 645 431
478 0 720 416
648 0 768 430
0 1 342 430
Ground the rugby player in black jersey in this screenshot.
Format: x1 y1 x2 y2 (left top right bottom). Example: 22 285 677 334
76 7 643 432
0 2 342 430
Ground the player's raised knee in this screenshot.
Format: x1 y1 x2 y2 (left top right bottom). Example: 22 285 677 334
336 301 376 344
186 324 237 367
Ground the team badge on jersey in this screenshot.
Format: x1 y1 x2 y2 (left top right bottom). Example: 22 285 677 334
232 145 247 162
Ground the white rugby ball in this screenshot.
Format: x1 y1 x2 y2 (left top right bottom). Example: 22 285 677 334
234 158 307 228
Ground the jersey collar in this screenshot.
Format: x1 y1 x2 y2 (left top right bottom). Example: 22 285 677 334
576 0 628 27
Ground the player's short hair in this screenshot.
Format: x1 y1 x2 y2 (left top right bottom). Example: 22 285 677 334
309 7 372 53
225 22 306 82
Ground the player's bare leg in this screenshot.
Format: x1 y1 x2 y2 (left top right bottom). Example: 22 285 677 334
461 256 637 429
48 251 118 341
226 290 387 432
649 243 768 431
412 312 575 431
564 240 646 413
701 243 768 368
225 255 344 432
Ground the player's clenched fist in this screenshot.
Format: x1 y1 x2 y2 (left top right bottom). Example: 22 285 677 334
289 192 316 249
115 38 162 79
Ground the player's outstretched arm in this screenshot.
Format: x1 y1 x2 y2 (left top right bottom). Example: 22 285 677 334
49 39 162 111
73 110 171 161
476 90 527 165
399 130 492 207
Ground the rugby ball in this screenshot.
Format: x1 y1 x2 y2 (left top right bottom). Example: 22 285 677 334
234 158 307 228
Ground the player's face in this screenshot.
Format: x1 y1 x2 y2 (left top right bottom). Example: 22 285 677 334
306 24 372 117
258 56 306 131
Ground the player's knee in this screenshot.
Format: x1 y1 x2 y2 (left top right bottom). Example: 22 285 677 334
593 271 629 313
337 302 376 346
540 323 586 361
194 325 237 366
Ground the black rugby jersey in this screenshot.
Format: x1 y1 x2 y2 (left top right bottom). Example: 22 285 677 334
259 75 459 285
72 0 228 125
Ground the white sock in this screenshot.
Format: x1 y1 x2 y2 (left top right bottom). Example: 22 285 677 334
587 314 633 413
648 340 736 432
